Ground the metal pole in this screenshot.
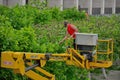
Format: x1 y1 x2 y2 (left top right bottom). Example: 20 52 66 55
25 63 39 72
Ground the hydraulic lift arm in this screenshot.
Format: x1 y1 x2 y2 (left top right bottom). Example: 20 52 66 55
0 33 114 80
0 48 85 80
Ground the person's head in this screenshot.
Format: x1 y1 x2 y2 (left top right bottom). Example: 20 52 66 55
64 21 68 27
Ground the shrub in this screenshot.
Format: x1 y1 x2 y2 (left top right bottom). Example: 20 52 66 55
62 8 86 20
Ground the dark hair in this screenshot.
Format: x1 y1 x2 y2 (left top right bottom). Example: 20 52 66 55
64 21 68 27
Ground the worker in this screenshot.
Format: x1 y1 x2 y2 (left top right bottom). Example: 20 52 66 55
85 12 89 20
59 21 78 48
82 10 89 20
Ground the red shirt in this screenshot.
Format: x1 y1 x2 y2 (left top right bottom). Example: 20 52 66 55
67 24 77 39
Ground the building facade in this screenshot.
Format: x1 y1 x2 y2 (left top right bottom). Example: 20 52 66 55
0 0 120 15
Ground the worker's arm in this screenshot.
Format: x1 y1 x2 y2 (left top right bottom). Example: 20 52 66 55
69 32 75 39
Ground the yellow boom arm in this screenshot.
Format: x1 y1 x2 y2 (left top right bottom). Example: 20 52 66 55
0 39 113 80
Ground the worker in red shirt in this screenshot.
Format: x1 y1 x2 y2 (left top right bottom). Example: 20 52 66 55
59 21 78 48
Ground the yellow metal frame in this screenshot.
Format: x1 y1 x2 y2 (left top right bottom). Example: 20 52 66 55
0 39 113 80
89 39 113 68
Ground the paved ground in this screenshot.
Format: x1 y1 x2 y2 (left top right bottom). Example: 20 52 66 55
91 60 120 80
92 70 120 80
108 70 120 80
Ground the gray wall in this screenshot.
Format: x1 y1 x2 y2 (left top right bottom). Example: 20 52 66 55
63 0 76 9
0 0 25 6
0 0 120 15
105 0 113 8
0 0 3 5
8 0 19 6
116 0 120 13
116 0 120 7
92 0 102 15
47 0 62 8
92 0 101 8
79 0 89 8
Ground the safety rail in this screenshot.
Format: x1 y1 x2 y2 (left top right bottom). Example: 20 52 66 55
97 39 113 54
89 39 113 68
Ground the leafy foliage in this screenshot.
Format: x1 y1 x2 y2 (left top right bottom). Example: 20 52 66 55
62 8 86 20
0 4 87 80
0 69 14 80
3 5 37 29
0 26 37 52
44 62 89 80
0 5 9 15
0 2 120 80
